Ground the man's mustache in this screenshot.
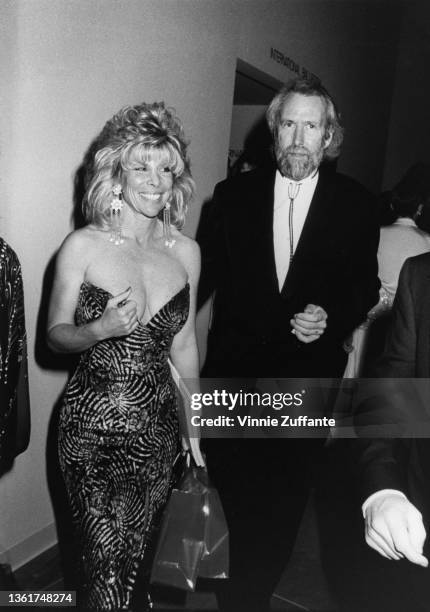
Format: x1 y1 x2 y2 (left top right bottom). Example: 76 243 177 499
285 147 310 157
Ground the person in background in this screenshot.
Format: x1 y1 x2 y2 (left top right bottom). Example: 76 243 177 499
377 162 430 305
355 252 430 612
0 236 30 588
47 102 202 610
0 236 30 472
344 162 430 377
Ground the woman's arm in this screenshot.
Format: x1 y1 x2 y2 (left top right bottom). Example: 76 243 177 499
170 238 200 380
47 231 138 353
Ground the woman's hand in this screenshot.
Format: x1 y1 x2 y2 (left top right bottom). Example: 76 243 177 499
97 287 139 339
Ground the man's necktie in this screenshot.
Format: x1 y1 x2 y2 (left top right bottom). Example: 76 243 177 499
288 182 301 263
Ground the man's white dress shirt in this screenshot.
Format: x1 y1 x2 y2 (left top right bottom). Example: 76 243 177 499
273 169 319 290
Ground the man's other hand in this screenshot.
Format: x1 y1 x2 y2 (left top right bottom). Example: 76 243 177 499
290 303 327 343
365 493 428 566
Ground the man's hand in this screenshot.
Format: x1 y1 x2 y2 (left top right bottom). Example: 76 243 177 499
364 493 428 566
290 304 327 343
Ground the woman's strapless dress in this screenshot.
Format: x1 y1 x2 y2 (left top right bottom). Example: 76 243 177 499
58 281 189 610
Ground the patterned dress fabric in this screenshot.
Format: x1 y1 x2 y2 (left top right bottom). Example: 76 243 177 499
58 281 189 610
0 237 29 469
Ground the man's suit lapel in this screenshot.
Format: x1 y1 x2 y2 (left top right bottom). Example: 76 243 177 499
281 171 335 299
234 169 279 296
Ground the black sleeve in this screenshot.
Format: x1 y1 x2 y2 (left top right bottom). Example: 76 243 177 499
196 182 226 309
0 240 30 468
351 259 419 502
374 258 417 378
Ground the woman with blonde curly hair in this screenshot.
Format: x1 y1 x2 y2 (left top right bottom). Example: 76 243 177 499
48 102 202 610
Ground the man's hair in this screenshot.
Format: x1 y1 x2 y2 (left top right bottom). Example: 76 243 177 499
83 102 195 228
266 77 344 160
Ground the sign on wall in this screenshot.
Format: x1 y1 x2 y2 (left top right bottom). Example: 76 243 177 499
270 47 318 80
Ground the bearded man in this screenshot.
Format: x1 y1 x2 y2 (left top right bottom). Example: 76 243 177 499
197 78 380 612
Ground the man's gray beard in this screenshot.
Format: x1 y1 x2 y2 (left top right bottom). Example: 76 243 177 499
276 145 324 181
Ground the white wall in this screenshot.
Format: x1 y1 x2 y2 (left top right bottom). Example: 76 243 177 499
0 0 402 568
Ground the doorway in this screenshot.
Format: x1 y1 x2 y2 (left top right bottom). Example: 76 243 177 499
228 59 282 176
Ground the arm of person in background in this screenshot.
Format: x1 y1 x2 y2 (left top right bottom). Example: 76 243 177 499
47 230 138 353
354 258 428 566
170 237 204 467
0 238 30 465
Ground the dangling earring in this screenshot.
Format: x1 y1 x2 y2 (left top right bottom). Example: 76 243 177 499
110 184 124 245
163 201 176 248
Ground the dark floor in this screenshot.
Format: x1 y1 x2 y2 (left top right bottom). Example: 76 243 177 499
11 492 339 612
8 443 415 612
11 545 335 612
13 546 218 611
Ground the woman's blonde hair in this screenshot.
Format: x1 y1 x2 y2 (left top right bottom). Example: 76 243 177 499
84 102 195 229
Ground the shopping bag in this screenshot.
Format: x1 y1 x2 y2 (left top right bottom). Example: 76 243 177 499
150 453 229 591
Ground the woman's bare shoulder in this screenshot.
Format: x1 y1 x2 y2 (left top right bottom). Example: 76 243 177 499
59 226 105 252
172 233 200 263
56 226 104 272
170 234 200 282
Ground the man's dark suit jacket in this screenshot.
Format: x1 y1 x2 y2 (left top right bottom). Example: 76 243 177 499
356 253 430 534
353 254 430 611
197 165 379 611
198 165 380 378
